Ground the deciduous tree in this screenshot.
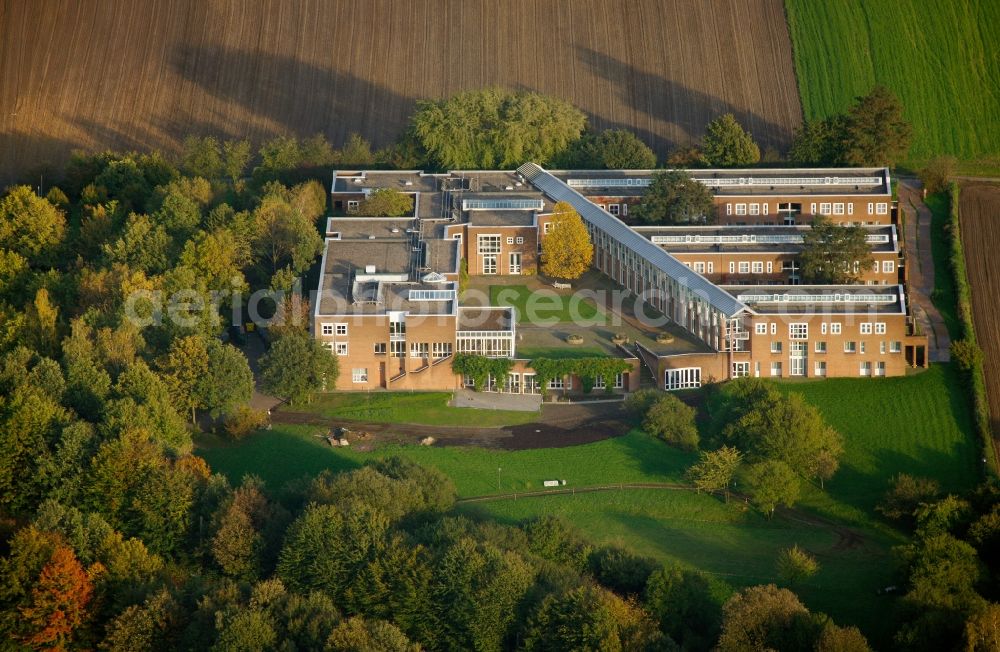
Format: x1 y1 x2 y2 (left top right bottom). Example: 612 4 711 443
776 545 819 585
560 129 657 169
800 217 874 284
702 114 761 167
743 460 801 517
259 333 339 404
358 188 414 217
0 186 66 262
642 393 699 451
842 85 912 167
18 545 95 650
687 446 743 501
158 334 210 423
540 202 593 280
631 170 715 225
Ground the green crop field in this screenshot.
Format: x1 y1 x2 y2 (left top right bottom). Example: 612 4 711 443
280 391 538 427
785 0 1000 171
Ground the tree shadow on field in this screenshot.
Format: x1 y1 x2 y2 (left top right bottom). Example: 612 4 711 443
170 44 418 150
574 46 793 154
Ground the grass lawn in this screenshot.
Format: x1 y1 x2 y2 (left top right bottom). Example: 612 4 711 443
281 392 537 427
926 192 962 340
461 489 898 643
785 0 1000 171
490 285 601 324
197 427 696 496
775 364 979 526
515 346 608 360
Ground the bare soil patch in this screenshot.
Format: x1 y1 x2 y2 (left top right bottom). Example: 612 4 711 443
1 0 802 182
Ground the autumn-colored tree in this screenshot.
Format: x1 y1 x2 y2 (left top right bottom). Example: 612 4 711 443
358 188 414 217
687 446 743 501
158 335 209 423
19 545 96 650
0 186 66 262
540 202 593 280
776 545 820 585
702 114 761 167
26 288 61 356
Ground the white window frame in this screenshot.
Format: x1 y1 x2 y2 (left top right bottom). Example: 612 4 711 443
506 236 514 245
321 323 334 336
844 341 857 353
351 368 368 383
876 202 888 215
820 202 832 215
867 202 875 215
335 323 348 336
732 362 750 378
735 203 747 216
771 341 782 354
707 262 714 274
664 367 701 391
814 361 827 376
729 262 736 274
548 376 565 390
766 261 773 274
347 200 359 212
833 203 845 215
860 361 872 376
815 341 827 353
608 204 620 216
860 322 873 335
875 322 886 335
694 262 706 274
770 361 782 377
821 322 828 335
543 222 552 234
770 322 777 335
515 236 524 244
848 203 854 215
726 203 732 216
749 203 760 215
789 323 808 340
883 260 895 273
830 322 842 335
335 342 349 356
477 234 501 254
755 323 767 335
890 341 902 353
738 261 750 274
374 343 387 355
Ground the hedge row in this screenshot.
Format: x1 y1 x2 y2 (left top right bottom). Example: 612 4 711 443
946 182 998 476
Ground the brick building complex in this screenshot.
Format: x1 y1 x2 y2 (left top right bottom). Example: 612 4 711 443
314 165 927 393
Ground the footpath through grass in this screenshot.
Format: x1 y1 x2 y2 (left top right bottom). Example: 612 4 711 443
785 0 1000 170
198 427 696 496
926 192 962 339
281 391 537 427
462 489 897 643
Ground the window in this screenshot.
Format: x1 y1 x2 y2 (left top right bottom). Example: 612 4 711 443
622 203 628 216
321 323 334 336
614 373 625 389
749 203 759 215
876 202 888 215
735 204 747 215
833 203 845 215
515 236 524 244
506 237 514 245
789 323 808 339
593 375 605 389
543 223 552 234
509 252 521 274
820 202 832 215
767 261 773 273
352 368 368 383
482 255 497 275
752 261 764 274
821 322 828 335
548 377 565 390
770 322 777 335
876 361 886 377
771 341 783 354
814 361 827 376
875 322 886 334
860 361 872 376
763 203 770 215
453 233 462 240
707 262 714 273
860 341 867 354
729 262 736 274
755 323 767 335
390 341 405 358
347 200 359 212
597 373 625 389
860 323 873 335
335 343 349 356
770 361 782 377
410 342 429 358
732 362 750 378
890 341 902 353
390 321 406 337
726 203 732 216
867 202 875 215
664 367 701 391
478 235 501 254
374 343 387 355
432 342 452 358
848 203 854 215
883 260 895 273
335 323 348 336
873 261 880 273
815 341 827 353
608 204 620 215
880 341 886 354
694 262 705 274
844 341 857 353
830 323 842 335
738 262 750 273
811 202 817 214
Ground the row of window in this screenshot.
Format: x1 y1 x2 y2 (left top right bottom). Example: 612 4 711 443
756 360 886 377
460 372 625 390
320 323 349 336
724 202 889 217
330 341 454 358
769 340 903 354
682 259 894 277
753 321 889 337
597 203 628 217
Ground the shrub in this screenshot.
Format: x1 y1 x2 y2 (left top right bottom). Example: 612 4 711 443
776 545 819 585
919 155 957 194
587 545 659 596
642 394 699 451
223 406 269 439
877 473 941 523
623 389 659 420
950 339 983 373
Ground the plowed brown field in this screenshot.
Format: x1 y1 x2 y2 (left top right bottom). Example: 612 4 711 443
959 183 1000 442
0 0 801 182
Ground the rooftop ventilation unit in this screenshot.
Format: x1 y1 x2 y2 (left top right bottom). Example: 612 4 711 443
391 228 400 233
404 180 413 186
365 265 376 274
353 177 364 184
504 185 514 190
368 235 376 240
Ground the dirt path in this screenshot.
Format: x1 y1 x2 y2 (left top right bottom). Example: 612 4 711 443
457 483 870 552
898 178 951 361
272 401 630 450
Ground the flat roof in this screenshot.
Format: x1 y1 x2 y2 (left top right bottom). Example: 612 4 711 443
551 167 891 197
633 224 897 254
722 284 905 315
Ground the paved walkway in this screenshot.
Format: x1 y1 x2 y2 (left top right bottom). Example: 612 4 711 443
898 179 951 362
449 388 542 412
